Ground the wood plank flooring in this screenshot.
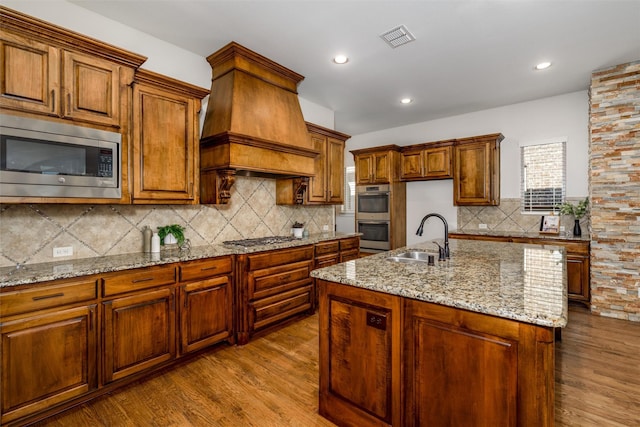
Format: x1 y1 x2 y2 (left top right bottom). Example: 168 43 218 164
34 307 639 427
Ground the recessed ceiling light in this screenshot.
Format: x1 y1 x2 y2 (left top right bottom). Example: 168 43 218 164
333 55 349 64
535 61 552 70
400 98 413 104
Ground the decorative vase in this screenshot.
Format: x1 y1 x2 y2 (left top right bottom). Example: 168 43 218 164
164 233 178 245
293 227 304 238
573 219 581 237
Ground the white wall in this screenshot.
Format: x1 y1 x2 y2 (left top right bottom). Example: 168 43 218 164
2 0 334 126
341 91 589 245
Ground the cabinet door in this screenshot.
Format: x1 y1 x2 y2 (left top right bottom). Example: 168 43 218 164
307 133 328 203
424 146 452 178
0 32 60 116
355 154 373 184
179 275 233 355
318 280 402 427
404 300 518 426
62 50 120 127
102 288 175 383
454 141 496 205
132 83 197 202
326 137 345 203
400 150 423 180
1 305 97 425
372 151 391 183
567 254 590 305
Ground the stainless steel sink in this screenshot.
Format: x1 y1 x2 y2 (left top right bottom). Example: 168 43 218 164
386 251 438 263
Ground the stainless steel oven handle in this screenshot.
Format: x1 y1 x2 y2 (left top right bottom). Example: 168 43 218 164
358 220 390 225
358 192 390 196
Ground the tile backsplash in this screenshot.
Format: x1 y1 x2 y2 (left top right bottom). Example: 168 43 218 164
0 176 334 267
457 198 590 236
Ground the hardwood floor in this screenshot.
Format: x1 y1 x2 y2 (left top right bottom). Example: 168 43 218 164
34 307 639 427
555 306 640 426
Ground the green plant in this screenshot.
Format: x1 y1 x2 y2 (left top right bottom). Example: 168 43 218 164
292 221 304 228
557 197 589 219
157 224 185 246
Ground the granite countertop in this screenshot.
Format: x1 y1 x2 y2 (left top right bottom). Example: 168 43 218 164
449 229 590 242
311 239 568 328
0 232 359 288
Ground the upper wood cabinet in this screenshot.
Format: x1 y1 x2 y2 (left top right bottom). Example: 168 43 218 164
131 69 209 204
453 134 504 206
276 122 350 205
351 145 402 185
401 142 453 181
0 8 145 128
306 123 350 204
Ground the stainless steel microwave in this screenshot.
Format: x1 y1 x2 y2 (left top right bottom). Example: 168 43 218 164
0 114 121 199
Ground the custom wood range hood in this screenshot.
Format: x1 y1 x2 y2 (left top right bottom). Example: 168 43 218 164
199 42 319 204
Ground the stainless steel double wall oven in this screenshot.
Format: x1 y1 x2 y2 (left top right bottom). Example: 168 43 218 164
355 184 391 251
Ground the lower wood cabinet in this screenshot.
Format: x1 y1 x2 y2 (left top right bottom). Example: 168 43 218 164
237 245 315 344
179 257 234 354
0 305 97 425
318 279 555 427
318 280 403 427
0 242 348 425
102 287 176 383
404 301 518 426
339 236 360 262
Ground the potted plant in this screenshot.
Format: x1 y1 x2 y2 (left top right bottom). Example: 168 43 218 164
157 224 186 246
292 221 304 238
557 197 589 237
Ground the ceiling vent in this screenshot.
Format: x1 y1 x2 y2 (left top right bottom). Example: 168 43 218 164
380 25 416 48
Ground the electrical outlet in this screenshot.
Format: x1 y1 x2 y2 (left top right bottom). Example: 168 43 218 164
478 224 488 229
53 246 73 257
560 226 565 232
322 225 329 231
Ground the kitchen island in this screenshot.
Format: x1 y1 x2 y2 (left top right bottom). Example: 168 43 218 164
311 239 566 427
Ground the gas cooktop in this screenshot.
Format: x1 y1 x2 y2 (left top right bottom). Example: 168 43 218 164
222 235 298 247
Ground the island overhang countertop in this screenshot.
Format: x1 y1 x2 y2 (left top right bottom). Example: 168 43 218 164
310 238 568 328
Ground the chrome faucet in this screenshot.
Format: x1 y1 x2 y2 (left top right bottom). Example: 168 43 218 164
416 213 450 259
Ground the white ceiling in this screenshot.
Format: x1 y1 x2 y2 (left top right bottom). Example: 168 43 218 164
69 0 640 136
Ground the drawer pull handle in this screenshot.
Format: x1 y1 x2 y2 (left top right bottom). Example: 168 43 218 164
200 266 218 271
33 292 64 301
132 277 154 283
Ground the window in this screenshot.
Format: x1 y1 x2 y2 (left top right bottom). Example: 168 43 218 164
339 166 356 214
521 141 565 213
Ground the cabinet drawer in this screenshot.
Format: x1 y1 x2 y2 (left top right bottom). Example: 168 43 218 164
340 249 360 262
251 285 313 331
247 246 314 271
340 237 360 251
315 254 340 269
102 265 177 297
180 257 233 282
249 261 312 300
1 279 97 318
315 241 339 256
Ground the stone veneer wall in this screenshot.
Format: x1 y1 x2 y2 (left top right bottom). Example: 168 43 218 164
457 198 590 236
589 61 640 321
0 176 334 267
